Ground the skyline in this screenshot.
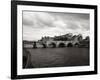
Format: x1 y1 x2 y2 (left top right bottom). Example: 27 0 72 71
23 11 90 41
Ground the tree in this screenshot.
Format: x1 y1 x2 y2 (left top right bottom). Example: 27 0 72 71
48 43 56 48
67 43 73 47
77 34 83 41
85 36 90 41
58 43 66 47
33 42 37 48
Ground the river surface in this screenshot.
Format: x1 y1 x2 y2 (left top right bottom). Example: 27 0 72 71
23 47 89 68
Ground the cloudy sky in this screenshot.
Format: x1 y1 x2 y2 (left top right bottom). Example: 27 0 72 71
23 11 90 41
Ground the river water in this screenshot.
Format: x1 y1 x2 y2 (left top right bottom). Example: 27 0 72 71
23 47 89 68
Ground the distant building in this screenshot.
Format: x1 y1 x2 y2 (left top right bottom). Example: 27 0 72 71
40 36 54 43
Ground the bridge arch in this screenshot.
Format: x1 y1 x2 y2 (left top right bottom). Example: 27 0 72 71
48 42 56 48
42 43 47 48
58 42 66 47
74 43 79 47
67 43 73 47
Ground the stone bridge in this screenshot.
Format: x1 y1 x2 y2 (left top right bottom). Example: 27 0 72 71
45 40 80 48
24 40 80 48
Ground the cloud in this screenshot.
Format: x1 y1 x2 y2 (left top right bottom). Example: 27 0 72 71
35 12 55 27
51 12 89 30
53 20 66 27
23 12 34 26
23 12 56 28
23 11 90 41
66 21 80 30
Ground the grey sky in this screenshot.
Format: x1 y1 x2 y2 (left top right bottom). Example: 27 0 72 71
23 11 90 41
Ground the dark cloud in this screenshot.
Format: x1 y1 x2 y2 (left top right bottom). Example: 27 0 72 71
23 12 34 26
53 12 89 20
23 18 34 26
